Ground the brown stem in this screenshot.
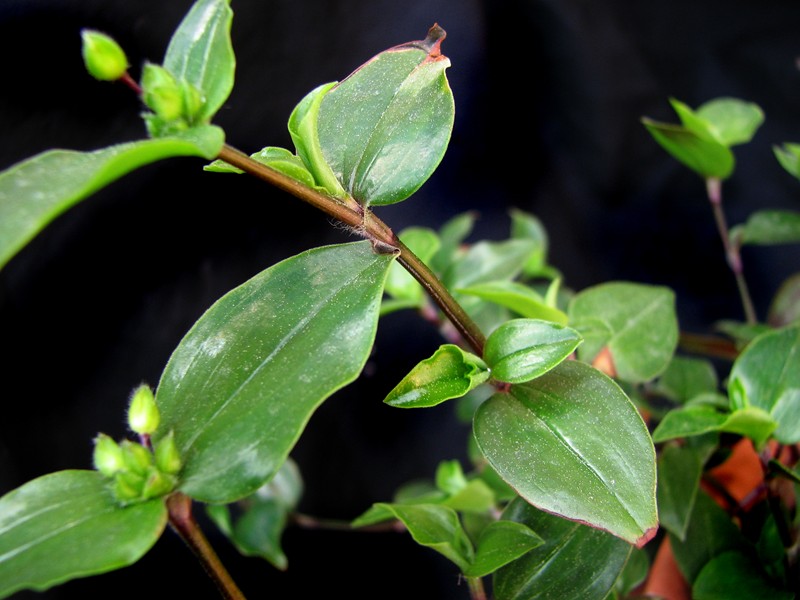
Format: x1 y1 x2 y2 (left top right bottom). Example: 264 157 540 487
705 178 757 324
167 492 247 600
466 576 488 600
215 144 486 356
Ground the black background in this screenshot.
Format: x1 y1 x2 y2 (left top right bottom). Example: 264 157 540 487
2 1 800 598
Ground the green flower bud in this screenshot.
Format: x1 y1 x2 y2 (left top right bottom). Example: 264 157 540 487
180 80 205 122
142 469 176 499
92 433 125 477
120 439 153 476
81 29 129 81
154 431 182 475
113 470 146 503
141 63 184 121
127 383 160 435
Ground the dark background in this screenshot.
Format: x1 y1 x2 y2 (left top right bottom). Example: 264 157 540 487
2 0 800 598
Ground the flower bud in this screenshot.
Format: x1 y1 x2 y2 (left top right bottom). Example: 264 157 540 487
93 433 125 477
154 431 182 475
81 29 129 81
120 439 153 476
181 80 205 122
113 470 145 503
141 63 184 121
142 469 176 499
127 384 160 435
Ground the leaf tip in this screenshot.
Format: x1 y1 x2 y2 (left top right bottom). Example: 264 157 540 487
423 23 447 58
634 525 658 549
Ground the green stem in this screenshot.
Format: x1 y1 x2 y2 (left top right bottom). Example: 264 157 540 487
166 492 247 600
215 144 486 355
466 576 488 600
705 177 757 324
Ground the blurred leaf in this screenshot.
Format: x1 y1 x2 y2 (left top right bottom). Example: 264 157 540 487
694 97 764 146
657 443 705 540
728 324 800 444
444 239 536 290
163 0 235 123
768 273 800 327
642 118 734 179
568 282 678 383
0 126 224 271
430 211 476 273
383 344 489 408
474 361 658 546
693 551 792 600
155 241 394 503
456 280 568 325
465 520 543 578
612 546 650 598
653 405 776 446
730 210 800 246
384 227 441 303
655 355 719 404
509 208 558 278
483 318 582 383
494 498 632 600
774 142 800 181
0 471 167 597
317 25 454 206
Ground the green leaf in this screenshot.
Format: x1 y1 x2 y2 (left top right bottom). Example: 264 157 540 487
0 470 167 597
694 97 764 146
728 324 800 444
641 118 735 179
669 490 748 584
657 443 705 540
154 241 395 503
509 208 556 279
483 318 582 383
163 0 235 123
0 127 224 271
493 498 632 600
730 210 800 246
613 546 650 598
435 459 468 495
317 25 455 206
383 344 489 408
430 211 476 273
456 280 569 325
568 281 678 383
652 405 777 446
693 551 792 600
768 273 800 327
444 239 536 290
655 355 719 404
287 82 346 196
464 520 544 578
384 227 441 304
369 503 474 572
474 361 658 546
774 142 800 181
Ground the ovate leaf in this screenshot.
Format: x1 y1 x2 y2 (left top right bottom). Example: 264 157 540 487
641 119 734 179
0 470 167 598
694 97 764 146
474 361 658 546
774 142 800 181
0 127 224 271
317 25 455 206
154 241 395 503
728 324 800 444
456 280 568 325
493 497 632 600
383 344 489 408
464 520 544 578
730 210 800 246
163 0 235 123
483 318 582 383
568 281 678 383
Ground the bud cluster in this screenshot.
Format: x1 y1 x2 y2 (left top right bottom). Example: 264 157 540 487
140 62 206 136
92 385 182 505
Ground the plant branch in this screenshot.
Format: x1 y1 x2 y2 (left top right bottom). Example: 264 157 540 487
466 576 488 600
705 178 757 324
216 144 486 355
167 492 247 600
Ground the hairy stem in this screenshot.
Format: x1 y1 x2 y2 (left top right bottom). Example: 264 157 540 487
167 492 247 600
216 144 486 355
705 178 757 324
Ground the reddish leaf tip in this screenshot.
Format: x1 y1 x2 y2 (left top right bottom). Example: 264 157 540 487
634 525 659 548
422 23 447 60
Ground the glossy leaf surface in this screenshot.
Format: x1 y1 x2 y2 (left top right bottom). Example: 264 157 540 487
568 281 678 383
456 281 568 325
444 239 535 290
0 127 224 271
0 470 167 598
728 324 800 444
641 118 734 179
163 0 235 123
483 318 581 383
317 25 454 206
474 361 658 546
493 498 632 600
155 241 394 503
383 344 488 408
465 520 543 578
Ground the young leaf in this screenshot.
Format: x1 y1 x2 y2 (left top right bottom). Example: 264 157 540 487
456 280 569 325
384 226 441 304
730 210 800 246
0 470 167 598
464 520 544 578
443 239 537 291
473 361 658 547
768 273 800 327
508 208 558 279
694 97 765 146
366 503 474 572
163 0 235 123
430 210 476 273
154 241 395 503
641 118 735 179
0 126 224 271
568 281 678 383
727 324 800 444
317 25 455 206
383 344 489 408
774 142 800 181
493 497 632 600
654 355 719 404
